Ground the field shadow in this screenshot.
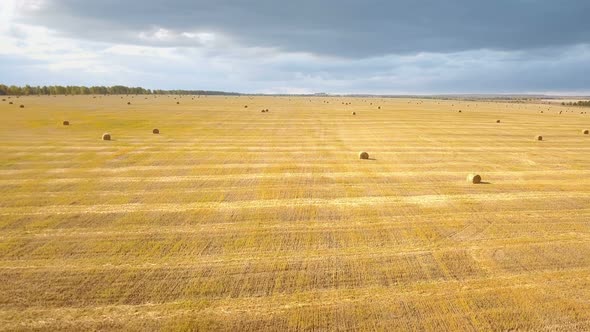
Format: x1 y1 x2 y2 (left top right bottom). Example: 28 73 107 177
477 181 492 185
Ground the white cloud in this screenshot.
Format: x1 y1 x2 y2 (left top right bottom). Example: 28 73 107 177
103 44 181 60
0 23 104 71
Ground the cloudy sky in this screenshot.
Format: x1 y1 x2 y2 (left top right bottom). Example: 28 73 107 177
1 0 589 94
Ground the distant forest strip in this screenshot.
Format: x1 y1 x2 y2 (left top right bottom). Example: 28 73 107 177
562 100 590 107
0 84 240 96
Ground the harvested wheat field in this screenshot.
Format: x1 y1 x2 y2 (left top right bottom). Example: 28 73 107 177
1 95 590 331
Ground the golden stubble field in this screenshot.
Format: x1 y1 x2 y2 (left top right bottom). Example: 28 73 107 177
0 95 589 331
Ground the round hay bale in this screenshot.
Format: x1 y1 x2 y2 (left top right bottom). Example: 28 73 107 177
19 105 24 108
102 133 111 141
9 101 13 104
63 121 69 126
359 151 369 160
127 102 131 105
176 102 180 104
261 109 265 113
467 174 482 184
352 112 356 115
244 105 248 108
1 99 5 101
536 135 543 141
496 120 501 123
458 110 462 113
378 106 381 109
153 128 159 134
583 129 589 135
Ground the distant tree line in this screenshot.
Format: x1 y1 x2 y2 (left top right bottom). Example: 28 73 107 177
0 84 239 96
562 100 590 107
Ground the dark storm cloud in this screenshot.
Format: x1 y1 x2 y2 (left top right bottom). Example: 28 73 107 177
3 0 589 93
20 0 590 57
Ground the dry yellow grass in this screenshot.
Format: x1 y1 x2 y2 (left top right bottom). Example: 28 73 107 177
0 95 589 331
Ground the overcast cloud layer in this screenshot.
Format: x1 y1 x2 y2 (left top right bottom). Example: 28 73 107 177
1 0 589 94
